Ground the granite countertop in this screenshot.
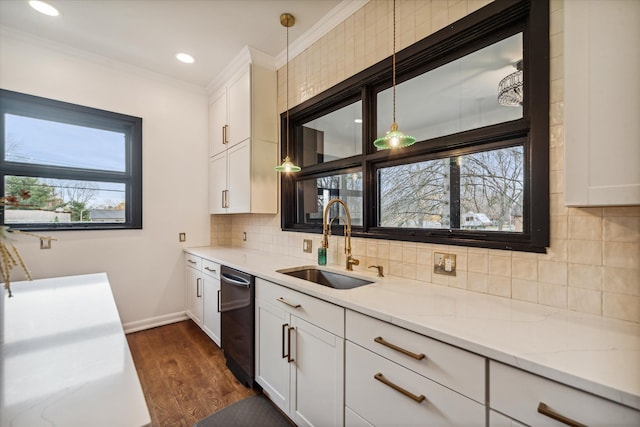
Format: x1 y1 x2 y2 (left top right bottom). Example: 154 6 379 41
1 273 151 427
186 246 640 411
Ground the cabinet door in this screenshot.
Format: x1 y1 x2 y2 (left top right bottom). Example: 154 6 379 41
291 316 344 427
209 89 227 158
227 140 251 213
346 341 485 427
185 266 203 325
202 272 221 347
255 298 291 415
490 410 527 427
208 152 227 214
227 67 251 148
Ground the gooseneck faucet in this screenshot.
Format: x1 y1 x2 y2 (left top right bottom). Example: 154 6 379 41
322 198 359 271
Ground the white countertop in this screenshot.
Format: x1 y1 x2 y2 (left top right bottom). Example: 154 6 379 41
1 273 151 427
186 246 640 411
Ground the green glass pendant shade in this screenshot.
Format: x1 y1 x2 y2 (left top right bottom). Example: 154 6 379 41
274 155 301 173
373 122 416 150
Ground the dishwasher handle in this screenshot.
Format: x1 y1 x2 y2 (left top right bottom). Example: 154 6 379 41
221 272 251 288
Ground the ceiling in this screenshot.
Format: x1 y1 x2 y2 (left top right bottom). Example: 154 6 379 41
0 0 345 88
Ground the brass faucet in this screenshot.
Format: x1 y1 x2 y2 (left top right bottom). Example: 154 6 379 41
322 198 359 271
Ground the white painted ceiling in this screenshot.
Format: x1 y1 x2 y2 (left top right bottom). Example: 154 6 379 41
0 0 344 88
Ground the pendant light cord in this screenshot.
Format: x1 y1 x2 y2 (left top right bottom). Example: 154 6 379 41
285 23 290 157
392 0 397 125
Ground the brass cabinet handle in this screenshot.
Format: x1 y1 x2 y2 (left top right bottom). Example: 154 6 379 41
287 326 295 363
374 336 426 360
374 372 425 403
277 297 301 309
196 278 202 298
222 124 228 144
537 402 587 427
204 267 217 273
187 259 197 264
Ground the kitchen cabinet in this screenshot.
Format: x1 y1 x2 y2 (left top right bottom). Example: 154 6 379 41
564 0 640 206
344 310 485 426
489 410 526 427
201 259 221 346
185 253 203 325
490 361 640 426
208 59 278 214
255 278 345 427
184 253 221 346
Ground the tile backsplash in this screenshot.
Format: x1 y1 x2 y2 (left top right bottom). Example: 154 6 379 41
211 0 640 324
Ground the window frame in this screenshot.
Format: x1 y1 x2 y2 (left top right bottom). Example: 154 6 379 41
0 89 143 231
280 0 549 252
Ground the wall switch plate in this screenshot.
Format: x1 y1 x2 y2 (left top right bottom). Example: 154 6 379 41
179 233 186 242
303 239 312 253
434 252 456 276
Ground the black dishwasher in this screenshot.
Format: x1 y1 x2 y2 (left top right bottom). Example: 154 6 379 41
220 265 255 388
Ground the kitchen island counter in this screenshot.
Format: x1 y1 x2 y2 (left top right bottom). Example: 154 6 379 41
1 273 151 427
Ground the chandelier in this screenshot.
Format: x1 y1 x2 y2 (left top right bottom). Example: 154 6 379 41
498 60 523 107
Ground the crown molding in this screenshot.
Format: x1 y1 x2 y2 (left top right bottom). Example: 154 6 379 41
275 0 369 69
205 46 276 95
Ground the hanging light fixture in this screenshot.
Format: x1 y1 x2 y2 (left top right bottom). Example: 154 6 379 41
498 60 523 106
275 13 301 173
373 0 416 150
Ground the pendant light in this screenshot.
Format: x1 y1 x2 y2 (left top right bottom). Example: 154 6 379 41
497 60 523 106
275 13 301 173
373 0 416 150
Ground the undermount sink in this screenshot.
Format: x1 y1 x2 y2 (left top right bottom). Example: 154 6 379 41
277 266 374 290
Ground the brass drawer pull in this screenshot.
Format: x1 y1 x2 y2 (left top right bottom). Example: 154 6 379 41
374 336 425 360
204 266 217 273
277 297 301 308
374 373 425 403
222 124 228 144
537 402 587 427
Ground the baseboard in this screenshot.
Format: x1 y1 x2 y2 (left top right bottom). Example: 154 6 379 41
123 311 188 334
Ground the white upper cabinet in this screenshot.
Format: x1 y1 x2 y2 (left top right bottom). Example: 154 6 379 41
564 0 640 206
207 47 278 214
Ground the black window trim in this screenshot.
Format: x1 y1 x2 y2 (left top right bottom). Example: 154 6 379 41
280 0 548 253
0 89 143 231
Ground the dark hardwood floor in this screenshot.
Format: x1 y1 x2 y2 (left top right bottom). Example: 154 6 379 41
127 320 256 427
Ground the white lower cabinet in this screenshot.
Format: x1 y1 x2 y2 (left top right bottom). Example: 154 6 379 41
201 259 221 346
184 253 221 347
490 361 640 427
345 310 485 427
489 410 526 427
255 278 344 427
185 253 203 325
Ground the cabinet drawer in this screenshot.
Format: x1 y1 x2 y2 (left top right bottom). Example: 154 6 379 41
202 260 220 278
185 253 201 270
346 310 485 403
490 361 640 426
346 341 485 426
256 278 344 337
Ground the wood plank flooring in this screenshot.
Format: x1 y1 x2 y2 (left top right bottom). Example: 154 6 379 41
127 320 256 427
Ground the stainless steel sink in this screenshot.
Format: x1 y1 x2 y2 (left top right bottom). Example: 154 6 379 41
277 266 374 290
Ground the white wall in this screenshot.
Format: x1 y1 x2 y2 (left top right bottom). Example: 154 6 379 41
0 32 210 329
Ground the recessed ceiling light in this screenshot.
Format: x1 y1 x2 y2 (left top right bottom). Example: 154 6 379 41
29 1 59 16
176 53 195 64
354 119 363 124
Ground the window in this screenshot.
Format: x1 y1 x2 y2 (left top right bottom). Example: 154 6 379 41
281 0 549 252
1 89 142 230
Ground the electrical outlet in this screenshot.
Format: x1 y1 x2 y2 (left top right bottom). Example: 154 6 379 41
434 252 456 276
303 239 312 253
179 232 186 242
40 237 52 250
